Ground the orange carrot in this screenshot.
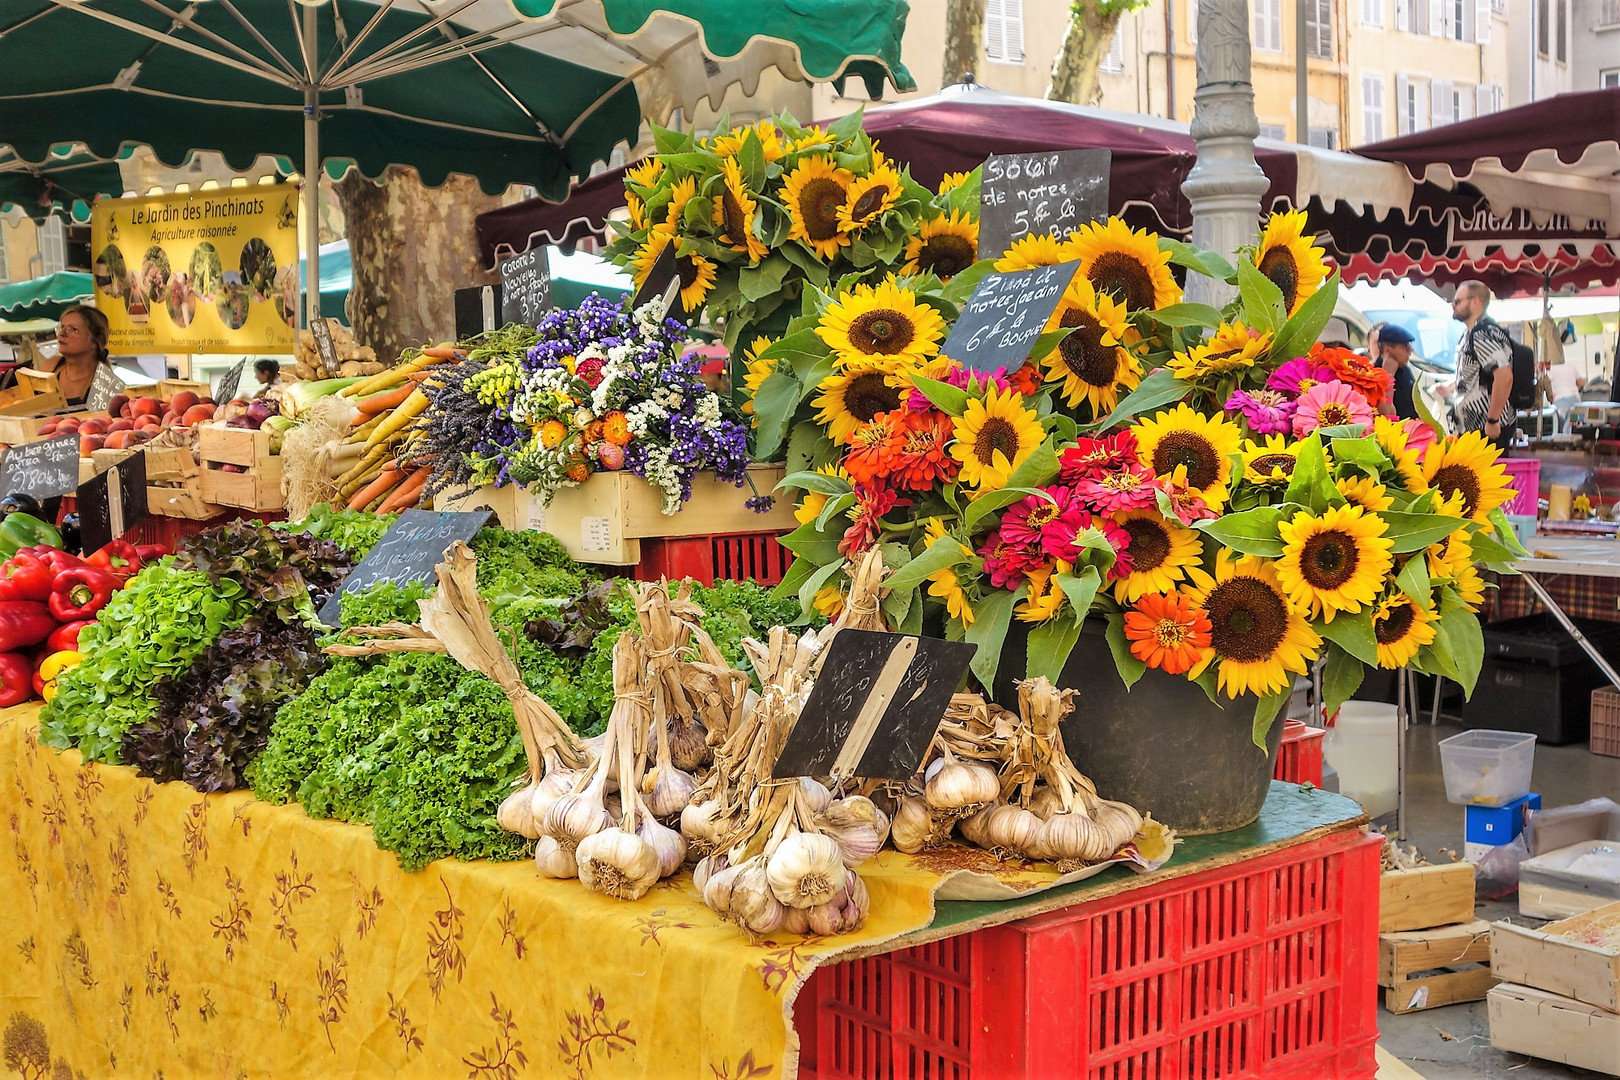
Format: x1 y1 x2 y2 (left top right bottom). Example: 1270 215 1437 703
356 384 414 415
379 467 431 512
420 345 458 360
347 468 402 511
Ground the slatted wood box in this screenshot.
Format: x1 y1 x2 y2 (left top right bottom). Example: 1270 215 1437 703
197 423 282 511
1380 863 1476 932
1378 919 1497 1013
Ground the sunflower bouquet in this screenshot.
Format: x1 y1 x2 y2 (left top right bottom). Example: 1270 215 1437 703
605 110 981 351
751 209 1526 746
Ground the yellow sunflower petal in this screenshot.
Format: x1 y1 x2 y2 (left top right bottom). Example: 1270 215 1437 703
1255 209 1330 316
817 278 946 371
713 157 769 262
1112 511 1205 603
948 384 1044 490
1168 320 1274 380
813 363 911 445
1134 403 1244 511
838 159 904 232
902 209 980 281
1189 552 1322 699
1275 504 1396 621
1372 591 1438 668
781 155 854 260
1067 217 1183 312
994 233 1068 272
1037 276 1139 415
1421 430 1516 523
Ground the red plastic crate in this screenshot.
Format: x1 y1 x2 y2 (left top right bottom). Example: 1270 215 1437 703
632 531 791 587
1273 720 1326 786
796 828 1380 1080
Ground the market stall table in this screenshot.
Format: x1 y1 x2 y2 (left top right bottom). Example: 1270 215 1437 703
1510 536 1620 690
0 703 1376 1080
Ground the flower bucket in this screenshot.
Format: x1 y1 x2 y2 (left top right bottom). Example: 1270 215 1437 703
998 620 1287 835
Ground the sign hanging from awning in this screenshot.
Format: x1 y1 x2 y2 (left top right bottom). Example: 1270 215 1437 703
91 186 298 354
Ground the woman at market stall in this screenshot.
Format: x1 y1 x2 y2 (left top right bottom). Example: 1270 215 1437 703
42 305 115 405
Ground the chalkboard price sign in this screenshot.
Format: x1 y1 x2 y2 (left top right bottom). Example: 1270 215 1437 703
317 508 492 626
0 435 80 502
86 364 123 413
310 317 340 377
215 360 247 405
978 148 1110 259
499 248 552 327
77 452 148 554
940 261 1079 373
770 629 977 782
629 243 699 326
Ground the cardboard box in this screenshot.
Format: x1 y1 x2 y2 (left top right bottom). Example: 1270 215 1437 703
1489 983 1620 1076
1492 902 1620 1012
1380 863 1476 932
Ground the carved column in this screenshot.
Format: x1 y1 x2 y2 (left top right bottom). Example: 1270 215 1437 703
1181 0 1271 305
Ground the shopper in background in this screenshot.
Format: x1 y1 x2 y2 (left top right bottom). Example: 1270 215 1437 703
1545 354 1585 431
44 305 116 406
1444 280 1516 449
1375 324 1420 422
253 359 286 397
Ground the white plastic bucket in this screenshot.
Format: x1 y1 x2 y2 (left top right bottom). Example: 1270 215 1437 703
1324 701 1399 818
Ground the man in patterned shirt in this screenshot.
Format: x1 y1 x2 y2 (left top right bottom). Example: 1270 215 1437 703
1446 280 1516 448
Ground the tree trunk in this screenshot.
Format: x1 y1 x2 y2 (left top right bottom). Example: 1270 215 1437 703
1046 2 1125 105
334 165 500 360
941 0 986 86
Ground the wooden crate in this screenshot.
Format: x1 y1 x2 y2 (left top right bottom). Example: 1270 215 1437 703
147 479 221 520
78 457 96 484
0 392 76 445
1378 919 1497 1013
196 423 274 468
502 465 795 564
197 422 282 511
1491 901 1620 1013
1489 983 1620 1076
1380 863 1476 932
92 445 197 484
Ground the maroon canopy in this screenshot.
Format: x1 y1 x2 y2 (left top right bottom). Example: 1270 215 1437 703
475 165 631 263
1361 87 1620 180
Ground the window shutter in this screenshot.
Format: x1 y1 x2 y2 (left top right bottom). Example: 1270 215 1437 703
1395 74 1410 133
1007 0 1026 62
1363 0 1383 25
1188 0 1198 42
1428 0 1444 34
1363 74 1385 142
1457 85 1474 120
1475 83 1494 114
1556 0 1567 61
1414 80 1429 130
1475 0 1492 40
984 0 1006 62
1102 26 1126 72
1430 78 1451 126
1395 0 1409 29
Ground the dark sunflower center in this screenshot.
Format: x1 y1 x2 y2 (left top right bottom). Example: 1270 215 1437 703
1431 463 1482 517
918 235 976 278
1088 252 1158 311
974 417 1020 465
1259 248 1300 311
1375 601 1418 644
1056 310 1117 386
846 373 901 423
799 177 846 240
1205 576 1290 662
1251 454 1295 478
1300 530 1359 589
848 184 890 223
1151 432 1221 490
721 187 749 246
848 309 915 355
676 255 703 289
1122 518 1170 572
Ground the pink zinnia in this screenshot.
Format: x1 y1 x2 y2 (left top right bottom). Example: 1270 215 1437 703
1224 388 1296 436
999 486 1087 557
1267 357 1338 398
908 365 1012 410
1072 464 1160 515
979 530 1046 589
1161 483 1218 525
1293 379 1375 437
839 486 901 559
1403 417 1439 459
1059 431 1141 483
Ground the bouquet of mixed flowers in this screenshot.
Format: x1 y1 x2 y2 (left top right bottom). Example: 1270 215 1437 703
431 294 751 514
605 110 981 349
747 209 1525 745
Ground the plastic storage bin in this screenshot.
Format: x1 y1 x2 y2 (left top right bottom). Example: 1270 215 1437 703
1273 719 1326 786
1499 457 1541 517
630 531 791 587
1323 702 1398 818
1593 688 1620 758
1439 729 1537 806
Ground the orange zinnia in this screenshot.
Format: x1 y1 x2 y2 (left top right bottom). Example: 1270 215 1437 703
844 410 907 487
1317 344 1392 409
895 408 959 491
1007 361 1043 397
1123 590 1214 675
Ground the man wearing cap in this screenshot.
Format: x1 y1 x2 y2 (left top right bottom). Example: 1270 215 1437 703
1375 324 1420 421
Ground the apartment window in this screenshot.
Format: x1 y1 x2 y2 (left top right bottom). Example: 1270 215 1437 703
1449 0 1466 37
1555 0 1566 62
1308 127 1338 148
1537 0 1548 54
984 0 1025 64
1604 0 1620 25
40 218 66 276
1396 74 1427 133
1401 0 1430 34
1362 0 1384 24
1187 0 1198 42
1258 123 1287 139
1604 70 1620 89
1101 26 1125 72
1253 0 1283 52
1491 0 1504 10
1474 0 1492 42
1306 0 1334 57
1476 82 1504 114
1362 73 1386 142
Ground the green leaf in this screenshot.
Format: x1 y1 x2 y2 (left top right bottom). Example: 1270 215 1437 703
1321 643 1366 718
940 259 996 304
1160 238 1236 282
1029 326 1077 360
881 582 915 630
1396 552 1433 611
1025 615 1083 684
884 536 971 594
797 559 845 619
652 124 694 155
683 195 713 231
1069 526 1119 579
814 491 857 532
1380 511 1470 553
1435 589 1485 699
751 371 802 461
778 517 842 565
910 374 971 417
827 106 866 145
1252 688 1289 751
1090 367 1187 431
1283 434 1336 512
1468 526 1520 572
1054 565 1103 624
738 254 792 302
965 588 1019 692
658 151 716 173
963 485 1054 532
1268 270 1340 364
1148 303 1225 330
777 240 830 288
1104 613 1147 689
1324 436 1390 471
1487 507 1531 560
1236 257 1286 333
1196 505 1285 557
1317 610 1378 667
739 129 767 191
772 555 817 610
777 470 851 497
1004 437 1061 491
757 327 830 381
942 167 982 217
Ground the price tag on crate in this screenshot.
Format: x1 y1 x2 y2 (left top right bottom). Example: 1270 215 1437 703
0 434 80 501
941 261 1078 373
77 451 149 553
85 364 124 414
580 516 612 553
498 247 552 327
214 359 247 405
310 317 340 378
977 148 1109 260
317 508 491 626
770 629 977 781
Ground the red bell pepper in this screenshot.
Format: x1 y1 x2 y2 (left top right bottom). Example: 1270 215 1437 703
0 603 57 653
134 543 169 563
45 621 91 653
86 540 142 579
0 552 55 602
29 548 85 575
48 568 120 622
0 652 32 708
30 668 43 697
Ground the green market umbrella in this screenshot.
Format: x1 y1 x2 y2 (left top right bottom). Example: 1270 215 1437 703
0 271 95 320
0 145 125 224
0 0 912 323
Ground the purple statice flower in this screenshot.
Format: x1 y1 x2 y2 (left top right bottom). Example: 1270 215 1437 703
746 495 775 513
1224 387 1297 435
1266 357 1337 399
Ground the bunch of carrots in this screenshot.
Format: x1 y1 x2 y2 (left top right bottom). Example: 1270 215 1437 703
331 343 465 513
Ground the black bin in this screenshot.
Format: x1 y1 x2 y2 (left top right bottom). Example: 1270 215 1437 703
1464 613 1620 744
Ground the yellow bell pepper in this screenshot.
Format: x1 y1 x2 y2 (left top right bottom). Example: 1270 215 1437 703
39 650 83 702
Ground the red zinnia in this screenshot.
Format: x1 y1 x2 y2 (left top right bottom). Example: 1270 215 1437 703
1316 343 1393 408
895 408 959 490
1059 431 1141 483
1072 463 1160 515
839 484 901 559
978 529 1046 589
1006 361 1042 397
1000 486 1089 563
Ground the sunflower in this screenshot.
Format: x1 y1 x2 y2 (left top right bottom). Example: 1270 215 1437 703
1255 209 1329 316
838 158 904 232
923 518 975 626
792 125 836 153
710 120 786 162
1336 474 1393 514
1167 320 1273 381
663 175 698 231
793 463 850 526
1373 416 1427 493
1134 403 1244 511
1017 563 1069 623
1426 531 1487 611
817 279 945 370
1112 510 1204 603
629 226 674 289
739 336 776 417
1372 591 1438 669
624 158 663 190
1037 277 1139 414
1124 590 1215 675
994 233 1069 272
814 363 911 445
781 156 854 260
937 171 972 195
1067 217 1182 312
1276 504 1395 622
625 190 646 231
903 210 979 281
1190 552 1322 699
675 249 718 310
1421 431 1516 523
713 157 769 262
813 583 847 619
950 384 1045 490
1242 435 1302 488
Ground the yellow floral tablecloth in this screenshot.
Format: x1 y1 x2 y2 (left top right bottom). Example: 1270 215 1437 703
0 704 1175 1080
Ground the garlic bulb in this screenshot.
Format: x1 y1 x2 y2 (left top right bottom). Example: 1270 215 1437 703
1092 800 1143 850
982 804 1042 855
924 754 1000 816
796 777 833 814
680 800 731 854
781 906 814 936
642 764 698 820
576 830 661 900
1027 785 1064 819
1036 811 1114 863
692 853 723 894
836 871 871 932
729 859 787 935
497 788 539 838
805 901 840 937
529 762 581 822
816 796 887 867
958 804 996 848
543 783 612 851
890 794 934 854
636 814 687 879
766 832 847 909
703 861 741 916
534 835 578 879
667 714 712 772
